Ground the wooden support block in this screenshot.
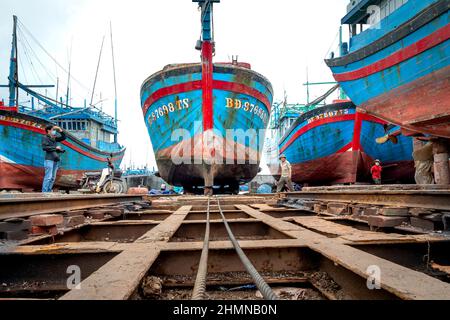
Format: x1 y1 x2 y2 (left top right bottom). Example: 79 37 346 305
30 226 58 236
349 205 367 217
368 216 409 228
327 203 349 216
362 207 380 216
30 214 64 227
410 217 443 231
409 208 435 217
379 207 409 217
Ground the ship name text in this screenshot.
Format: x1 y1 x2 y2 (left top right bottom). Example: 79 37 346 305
148 98 191 125
0 115 44 129
226 98 268 124
307 109 349 124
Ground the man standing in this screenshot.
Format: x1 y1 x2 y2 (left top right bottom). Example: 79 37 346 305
371 160 383 185
42 125 66 193
277 154 294 192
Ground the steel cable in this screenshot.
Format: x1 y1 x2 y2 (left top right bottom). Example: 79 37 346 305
191 197 211 300
216 197 278 300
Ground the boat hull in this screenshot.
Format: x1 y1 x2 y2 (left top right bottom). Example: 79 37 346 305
0 110 125 190
140 63 273 189
326 0 450 138
274 102 414 185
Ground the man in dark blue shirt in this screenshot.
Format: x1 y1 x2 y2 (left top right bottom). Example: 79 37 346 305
41 125 66 193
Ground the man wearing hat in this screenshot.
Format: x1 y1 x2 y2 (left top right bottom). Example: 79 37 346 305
371 160 383 185
277 154 294 192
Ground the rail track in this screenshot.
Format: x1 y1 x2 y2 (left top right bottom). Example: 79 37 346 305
284 185 450 211
192 197 278 300
0 194 144 220
0 191 450 300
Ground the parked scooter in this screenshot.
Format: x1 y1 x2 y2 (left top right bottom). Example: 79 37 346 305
80 155 128 194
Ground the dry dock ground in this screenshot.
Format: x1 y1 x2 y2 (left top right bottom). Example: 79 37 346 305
0 188 450 300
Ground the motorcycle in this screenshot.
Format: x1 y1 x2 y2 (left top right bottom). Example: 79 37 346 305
80 155 128 194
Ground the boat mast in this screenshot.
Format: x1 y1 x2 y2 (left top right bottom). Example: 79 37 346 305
194 0 218 132
110 21 118 143
194 0 219 195
90 35 105 107
8 16 18 109
306 67 310 104
66 40 73 108
338 26 347 100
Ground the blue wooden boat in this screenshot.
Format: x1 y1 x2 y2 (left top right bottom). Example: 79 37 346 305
277 101 414 185
0 16 125 191
325 0 450 138
140 1 273 194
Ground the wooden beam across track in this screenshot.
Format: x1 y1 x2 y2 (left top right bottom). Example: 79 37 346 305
59 206 192 300
236 205 450 300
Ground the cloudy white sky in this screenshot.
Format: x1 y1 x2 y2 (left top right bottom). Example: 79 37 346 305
0 0 349 170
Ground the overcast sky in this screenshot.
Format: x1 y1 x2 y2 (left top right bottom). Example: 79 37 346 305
0 0 349 170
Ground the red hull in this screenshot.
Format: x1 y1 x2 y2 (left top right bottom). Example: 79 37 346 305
290 151 415 186
362 65 450 138
0 161 84 191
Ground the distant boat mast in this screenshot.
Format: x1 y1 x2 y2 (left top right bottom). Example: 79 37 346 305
110 21 118 143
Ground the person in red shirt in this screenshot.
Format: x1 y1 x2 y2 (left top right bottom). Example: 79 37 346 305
371 160 382 185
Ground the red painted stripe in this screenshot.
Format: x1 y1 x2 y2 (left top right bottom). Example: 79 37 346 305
0 120 123 162
333 24 450 82
358 112 387 126
142 81 202 116
60 141 122 162
279 114 355 154
213 80 271 113
142 81 272 117
353 112 363 151
336 142 353 154
0 106 18 112
202 41 214 131
0 119 44 135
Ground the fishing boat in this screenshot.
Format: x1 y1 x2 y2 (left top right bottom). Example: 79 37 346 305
325 0 450 139
276 101 414 185
0 16 125 191
140 1 273 194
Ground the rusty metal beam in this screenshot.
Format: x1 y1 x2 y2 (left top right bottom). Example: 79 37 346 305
0 194 144 219
285 189 450 211
59 206 192 300
236 205 450 300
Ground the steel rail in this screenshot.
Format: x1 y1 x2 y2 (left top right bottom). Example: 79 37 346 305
216 197 278 300
191 197 211 300
285 189 450 211
0 194 144 219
